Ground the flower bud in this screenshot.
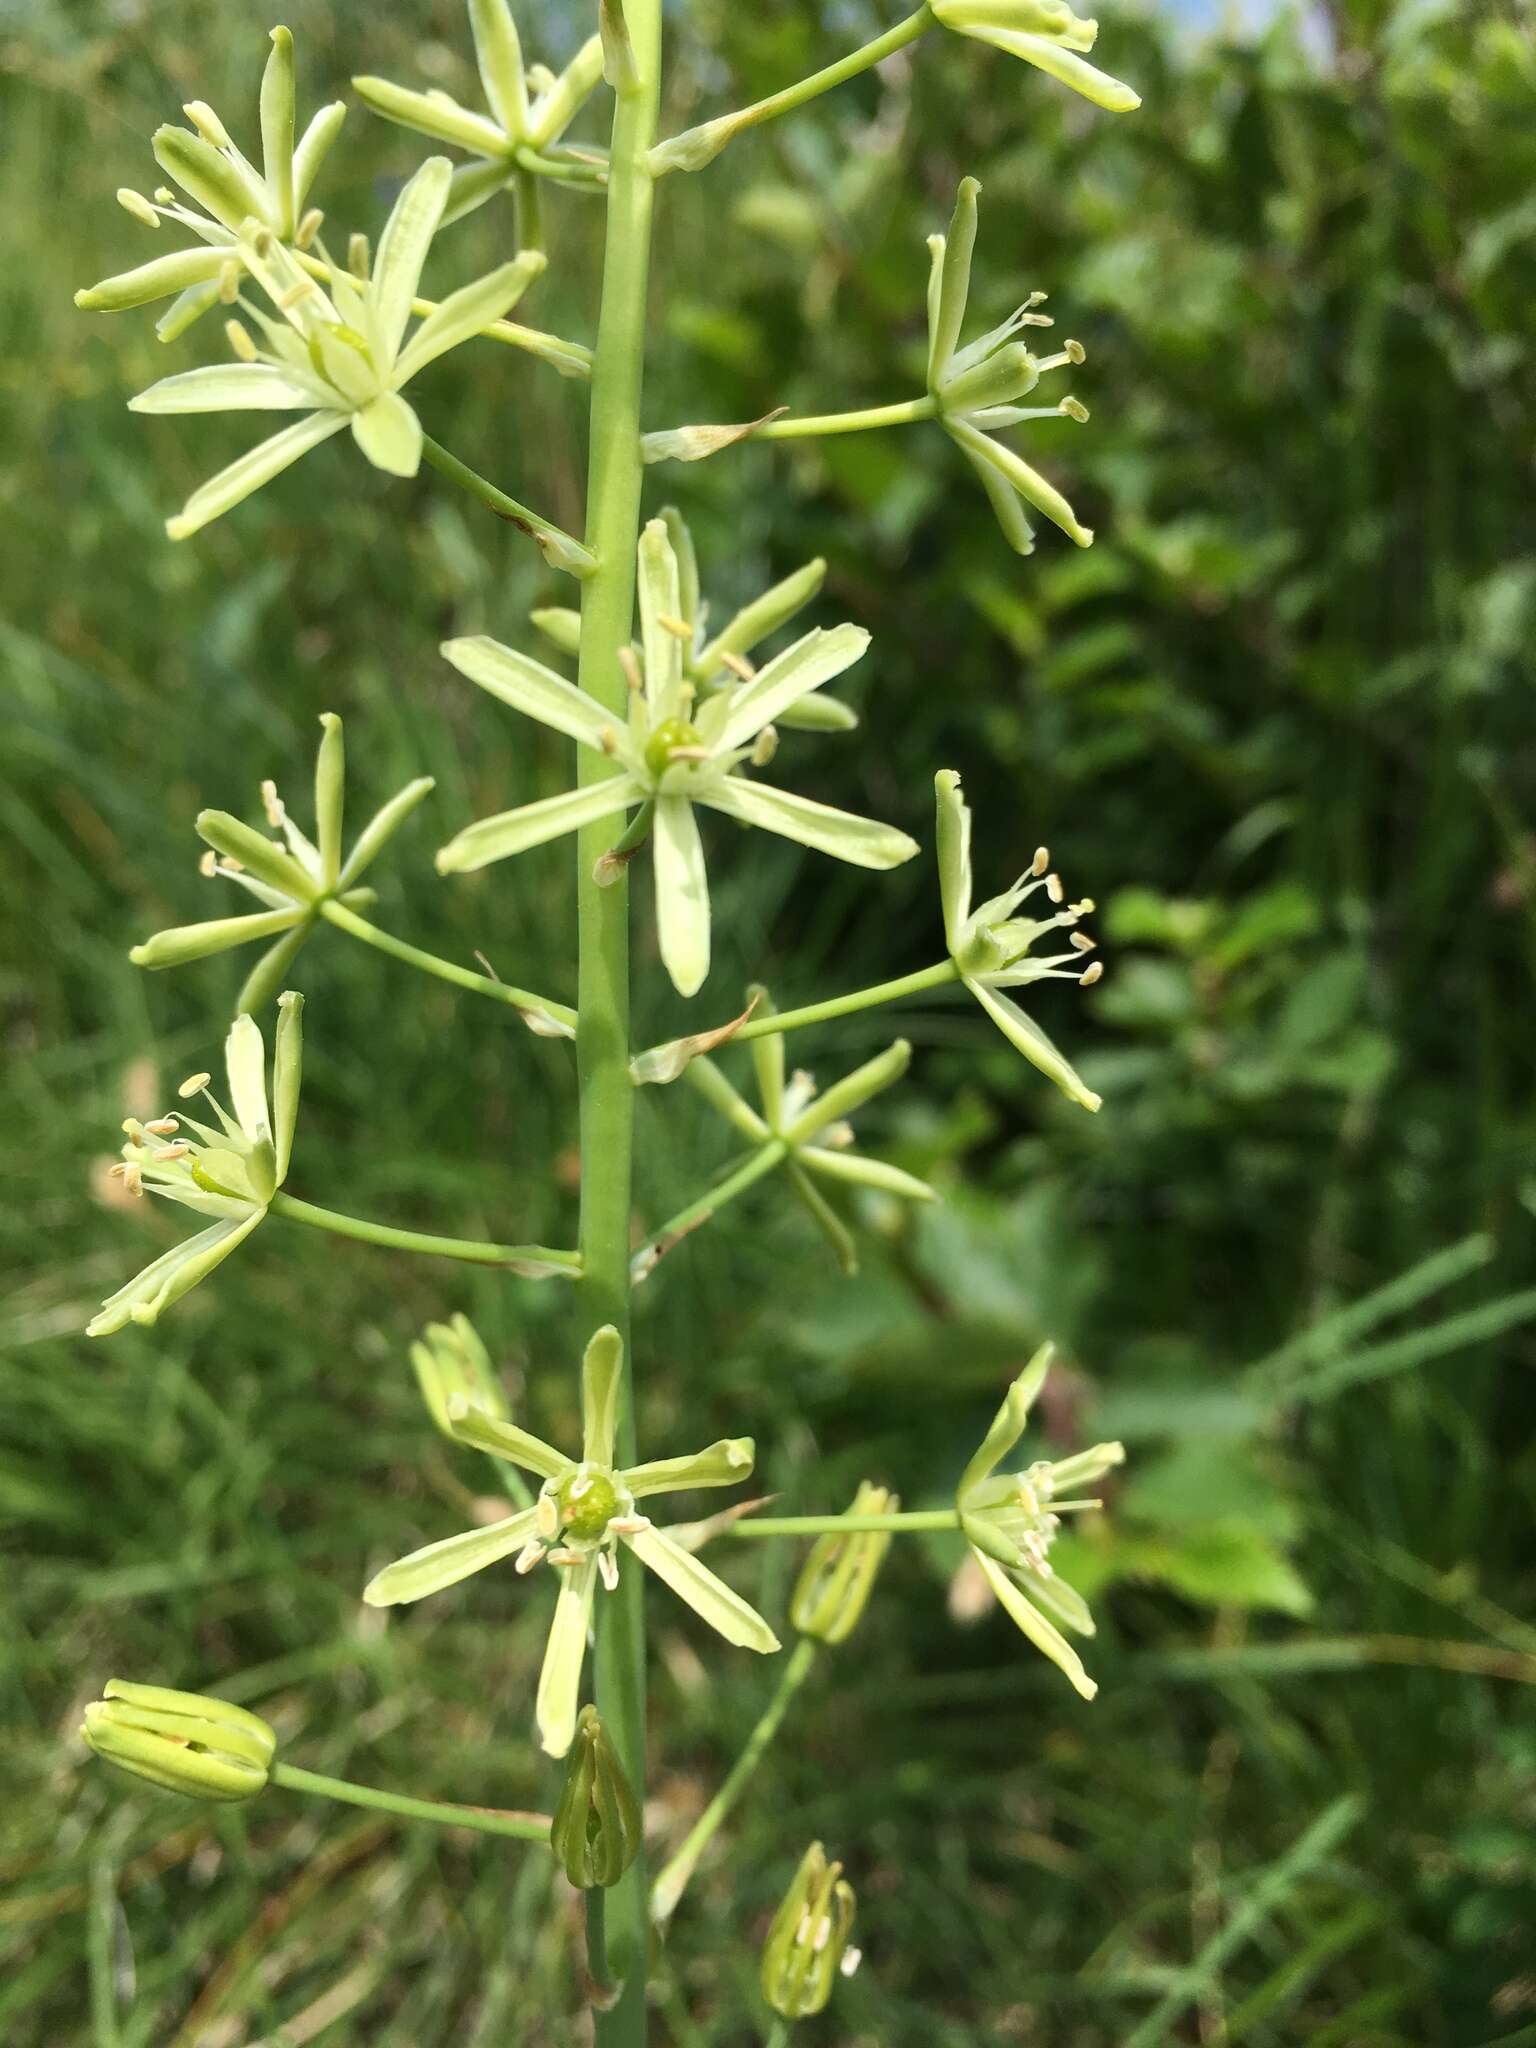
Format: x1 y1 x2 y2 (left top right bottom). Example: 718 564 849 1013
82 1680 274 1801
790 1482 898 1645
410 1313 508 1437
760 1842 859 2019
549 1706 642 1888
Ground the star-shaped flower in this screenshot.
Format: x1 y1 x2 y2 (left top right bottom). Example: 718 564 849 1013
127 156 544 540
353 0 606 225
931 0 1140 113
75 26 347 341
436 518 918 996
958 1344 1124 1699
364 1326 780 1757
89 994 303 1336
927 177 1098 556
935 768 1103 1112
130 713 434 1013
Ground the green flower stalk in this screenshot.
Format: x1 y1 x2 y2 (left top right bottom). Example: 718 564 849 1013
74 26 347 341
926 176 1095 555
354 0 606 226
89 993 303 1336
130 713 434 1013
760 1843 860 2021
931 0 1141 112
364 1327 779 1758
435 518 918 996
551 1706 643 1889
127 156 551 543
957 1344 1123 1699
935 768 1104 1112
789 1481 898 1644
82 1680 276 1802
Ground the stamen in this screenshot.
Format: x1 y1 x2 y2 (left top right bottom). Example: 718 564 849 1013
1031 846 1050 876
1065 339 1086 364
260 780 286 827
278 279 315 312
607 1514 650 1536
598 726 619 757
1069 932 1095 952
226 319 256 363
656 612 693 642
348 232 370 280
666 745 710 763
154 187 176 206
840 1948 862 1978
514 1540 546 1575
812 1916 832 1954
719 650 755 682
1070 897 1095 916
1059 397 1089 423
1079 961 1103 986
182 101 231 148
1045 873 1064 904
218 261 241 305
618 647 643 693
154 1142 192 1162
567 1473 592 1501
749 727 777 768
116 188 160 229
546 1547 585 1567
251 227 275 258
178 1072 212 1099
822 1120 855 1151
295 208 324 251
598 1549 620 1592
144 1117 179 1136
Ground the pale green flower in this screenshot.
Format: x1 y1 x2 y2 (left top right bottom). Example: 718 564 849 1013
531 507 858 735
127 156 543 539
935 768 1104 1112
760 1843 860 2020
364 1326 780 1757
957 1344 1124 1699
354 0 606 224
927 177 1098 556
790 1480 899 1646
89 994 303 1337
129 713 433 1012
931 0 1141 113
75 26 347 342
82 1680 276 1802
437 518 918 997
409 1312 509 1439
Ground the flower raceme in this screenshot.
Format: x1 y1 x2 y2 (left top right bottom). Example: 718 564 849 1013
436 518 919 997
129 713 434 1013
958 1344 1124 1699
75 26 346 342
353 0 606 225
364 1327 779 1758
936 768 1104 1112
88 995 303 1336
126 156 546 542
931 0 1141 113
928 177 1096 556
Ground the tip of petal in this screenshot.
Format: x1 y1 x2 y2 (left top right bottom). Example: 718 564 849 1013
165 516 196 542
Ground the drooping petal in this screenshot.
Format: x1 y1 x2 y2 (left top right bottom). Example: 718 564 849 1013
351 390 423 476
537 1559 599 1757
581 1325 624 1466
653 795 711 997
129 363 332 414
710 624 869 751
798 1145 938 1203
972 1548 1097 1698
362 1506 542 1607
699 776 918 871
622 1524 780 1652
75 246 229 313
958 1344 1054 1500
1015 1562 1096 1636
349 77 508 157
338 776 436 889
440 634 613 751
947 416 1092 548
238 921 313 1016
370 155 453 368
225 1013 271 1144
929 176 980 380
394 253 545 383
443 1397 569 1478
951 422 1037 554
435 774 641 873
786 1160 858 1275
164 411 349 540
783 1039 910 1146
130 906 305 970
87 1208 265 1337
963 973 1102 1112
469 0 528 139
956 21 1140 109
271 990 303 1183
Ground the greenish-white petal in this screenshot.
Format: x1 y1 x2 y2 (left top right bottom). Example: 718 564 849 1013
351 390 423 477
526 35 604 149
152 124 271 233
469 0 527 139
798 1145 938 1203
972 1548 1097 1699
195 808 315 902
440 634 612 751
623 1438 756 1499
225 1013 271 1144
712 624 869 751
931 177 981 380
293 100 348 210
314 713 345 889
442 155 516 227
437 774 640 873
443 1397 568 1478
395 254 544 384
87 1208 264 1337
947 415 1092 547
951 422 1037 554
154 278 227 342
260 26 296 235
959 22 1140 109
699 776 918 871
696 556 825 677
622 1524 779 1652
933 769 975 947
964 974 1102 1111
638 518 684 720
529 606 582 657
362 1506 542 1607
581 1325 624 1466
75 246 229 313
653 795 711 998
130 906 304 970
271 990 303 1183
786 1159 858 1275
350 76 508 156
130 362 331 415
165 410 348 540
338 776 435 890
537 1560 598 1757
959 1344 1054 1500
237 921 313 1016
784 1039 910 1146
370 155 453 367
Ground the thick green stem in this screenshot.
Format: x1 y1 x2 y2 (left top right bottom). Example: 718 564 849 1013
421 434 597 579
650 1637 818 1924
751 395 938 440
576 12 665 2037
320 899 576 1031
632 1141 789 1283
731 1510 962 1538
268 1191 579 1276
270 1762 550 1841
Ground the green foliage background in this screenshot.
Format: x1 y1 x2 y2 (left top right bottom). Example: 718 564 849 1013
3 0 1535 2041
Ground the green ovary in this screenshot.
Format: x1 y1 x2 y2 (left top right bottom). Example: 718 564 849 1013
558 1468 623 1542
644 717 702 779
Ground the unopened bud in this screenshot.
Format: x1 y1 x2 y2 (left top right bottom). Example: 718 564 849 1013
410 1313 508 1437
790 1482 898 1646
761 1842 859 2018
550 1707 642 1888
82 1679 274 1802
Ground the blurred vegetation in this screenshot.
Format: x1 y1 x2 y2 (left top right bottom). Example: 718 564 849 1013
4 0 1536 2041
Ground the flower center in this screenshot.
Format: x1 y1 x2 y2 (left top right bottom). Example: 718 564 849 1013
644 717 703 780
556 1466 624 1543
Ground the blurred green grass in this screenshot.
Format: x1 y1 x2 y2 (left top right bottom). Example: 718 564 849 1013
3 0 1536 2042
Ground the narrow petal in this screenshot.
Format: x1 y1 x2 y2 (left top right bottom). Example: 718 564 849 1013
622 1524 779 1652
271 991 303 1183
75 246 228 313
933 769 975 948
930 176 980 377
965 23 1140 109
1016 1563 1096 1636
225 1013 271 1143
948 416 1092 548
155 279 227 342
653 795 711 997
638 518 684 720
537 1560 598 1757
685 1055 771 1143
799 1145 938 1203
362 1507 542 1606
129 363 330 414
293 101 348 210
443 1398 568 1478
699 776 918 871
581 1325 624 1465
130 906 303 969
237 921 312 1015
338 776 436 889
441 155 516 227
370 155 453 367
394 254 545 384
749 990 785 1128
153 124 271 233
527 35 604 149
959 1344 1054 1499
436 774 641 873
440 635 613 751
696 556 825 678
350 391 423 477
165 412 348 541
260 26 296 235
351 76 508 154
786 1160 858 1276
622 1438 755 1498
87 1209 264 1337
964 974 1102 1112
314 713 345 888
951 423 1037 555
469 0 528 139
973 1549 1097 1699
195 808 315 902
711 624 869 751
784 1039 910 1146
